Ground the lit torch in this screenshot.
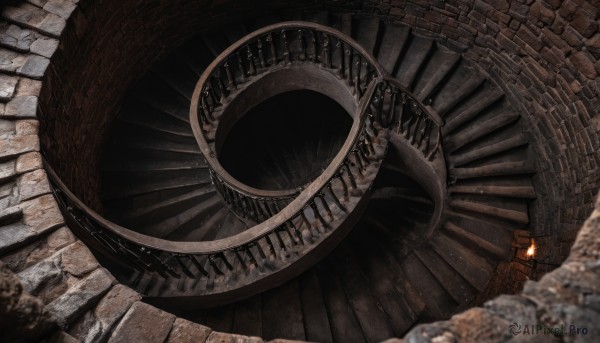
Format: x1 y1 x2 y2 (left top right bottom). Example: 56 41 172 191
526 240 536 260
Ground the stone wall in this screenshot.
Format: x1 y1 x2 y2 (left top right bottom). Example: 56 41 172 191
0 0 599 342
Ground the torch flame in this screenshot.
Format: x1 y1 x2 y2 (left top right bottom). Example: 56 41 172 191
526 241 536 259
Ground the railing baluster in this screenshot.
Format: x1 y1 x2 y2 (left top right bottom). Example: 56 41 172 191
410 112 424 145
224 60 236 91
298 29 306 61
338 40 345 77
247 45 256 75
264 235 277 257
174 255 195 278
354 54 362 98
257 38 266 68
336 172 349 201
311 201 328 231
245 245 258 268
353 149 364 173
322 33 330 68
347 48 353 86
234 249 248 270
342 162 358 189
209 255 224 275
189 255 209 277
237 52 246 81
327 182 346 212
252 242 267 260
266 33 277 65
318 192 334 220
282 30 290 64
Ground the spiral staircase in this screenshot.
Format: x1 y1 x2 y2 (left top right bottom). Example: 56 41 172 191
44 10 537 343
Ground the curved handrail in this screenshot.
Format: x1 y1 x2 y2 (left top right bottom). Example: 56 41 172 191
45 80 381 255
190 21 386 217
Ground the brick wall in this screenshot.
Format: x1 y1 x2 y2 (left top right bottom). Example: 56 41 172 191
355 0 600 281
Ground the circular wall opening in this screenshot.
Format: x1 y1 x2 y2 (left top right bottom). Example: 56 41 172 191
218 90 352 191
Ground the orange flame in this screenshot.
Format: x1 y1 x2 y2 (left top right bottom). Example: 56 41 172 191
526 240 536 259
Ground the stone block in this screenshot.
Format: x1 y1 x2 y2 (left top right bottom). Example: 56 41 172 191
0 24 37 52
60 241 99 277
4 95 38 118
167 318 212 343
30 37 58 58
108 302 175 343
0 75 18 102
17 55 49 79
44 0 77 20
0 226 75 273
0 48 27 73
69 284 141 343
0 159 16 183
15 151 43 174
569 50 597 79
206 332 264 343
46 268 113 329
17 168 51 201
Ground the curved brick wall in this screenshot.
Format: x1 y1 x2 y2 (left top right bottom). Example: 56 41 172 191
0 0 599 342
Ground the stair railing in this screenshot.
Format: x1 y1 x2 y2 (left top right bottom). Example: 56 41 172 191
44 78 387 296
190 21 386 222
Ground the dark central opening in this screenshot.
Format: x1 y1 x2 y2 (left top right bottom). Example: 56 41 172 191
219 90 352 191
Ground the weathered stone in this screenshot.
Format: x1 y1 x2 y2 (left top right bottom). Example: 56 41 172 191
0 226 75 273
60 241 99 277
30 37 58 58
570 50 598 79
108 302 175 343
43 0 77 20
37 13 66 37
16 119 38 135
18 168 51 200
69 284 140 343
205 332 264 343
15 78 42 97
0 75 18 101
0 159 16 182
3 95 38 118
46 268 113 329
0 262 57 342
0 132 37 160
529 1 555 25
16 151 43 174
0 48 27 73
17 55 49 79
0 205 22 226
570 11 598 38
0 24 36 52
167 318 212 343
17 251 64 295
44 330 80 343
20 194 64 235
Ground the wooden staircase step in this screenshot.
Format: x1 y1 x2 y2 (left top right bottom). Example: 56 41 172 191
450 161 536 180
354 17 381 55
448 134 528 167
375 25 410 74
445 111 520 152
413 247 477 305
430 231 494 291
442 89 504 134
449 199 529 225
394 35 434 89
299 270 334 343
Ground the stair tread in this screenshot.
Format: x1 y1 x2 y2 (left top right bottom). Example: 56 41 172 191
413 247 477 305
394 35 434 89
430 231 494 291
143 194 224 238
414 50 461 102
445 111 520 152
261 279 306 341
376 24 410 74
449 134 528 167
354 17 380 55
299 270 334 343
450 161 536 180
